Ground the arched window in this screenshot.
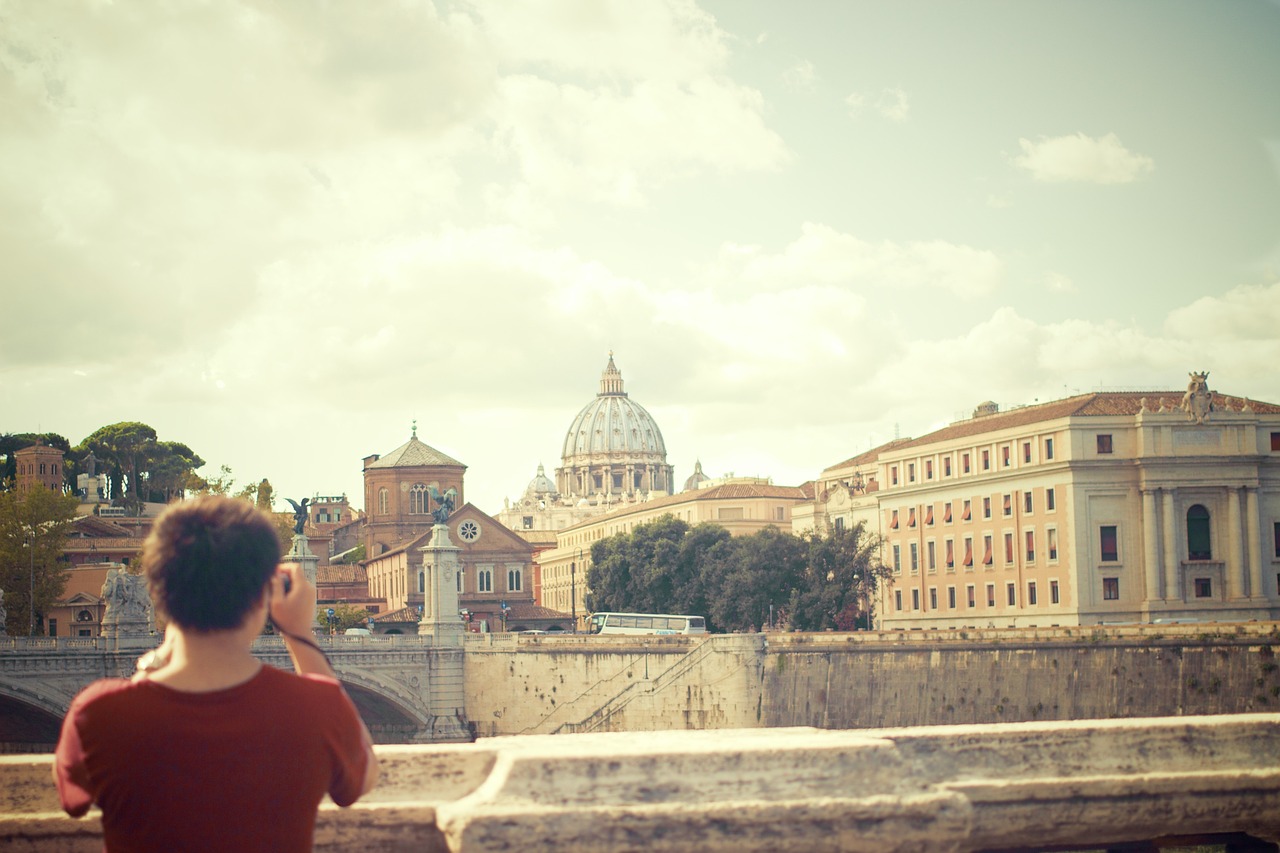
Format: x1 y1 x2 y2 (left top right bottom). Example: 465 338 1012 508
508 567 522 592
1187 504 1212 560
419 571 425 593
409 483 428 515
456 568 464 593
378 488 389 515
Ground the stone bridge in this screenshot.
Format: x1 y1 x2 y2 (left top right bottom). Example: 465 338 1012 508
0 635 467 747
3 714 1279 851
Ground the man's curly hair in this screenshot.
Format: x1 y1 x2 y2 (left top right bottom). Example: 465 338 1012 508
143 496 281 631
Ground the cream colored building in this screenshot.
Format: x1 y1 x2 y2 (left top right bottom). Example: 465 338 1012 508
799 378 1280 629
539 480 811 628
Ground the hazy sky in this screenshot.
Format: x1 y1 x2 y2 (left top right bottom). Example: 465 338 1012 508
4 1 1279 514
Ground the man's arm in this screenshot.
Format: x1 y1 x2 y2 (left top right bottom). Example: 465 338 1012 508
271 563 380 796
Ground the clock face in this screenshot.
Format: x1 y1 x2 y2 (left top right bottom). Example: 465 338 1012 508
457 519 480 543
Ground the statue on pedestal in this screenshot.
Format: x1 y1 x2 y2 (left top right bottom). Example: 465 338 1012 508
429 486 458 524
284 498 311 535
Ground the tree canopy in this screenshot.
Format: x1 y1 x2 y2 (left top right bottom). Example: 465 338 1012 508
0 486 80 635
584 516 890 633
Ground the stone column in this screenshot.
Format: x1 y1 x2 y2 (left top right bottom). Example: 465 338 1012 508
1227 487 1246 600
417 523 469 742
1162 489 1180 602
284 534 321 631
1142 489 1161 602
1245 488 1264 599
419 524 464 646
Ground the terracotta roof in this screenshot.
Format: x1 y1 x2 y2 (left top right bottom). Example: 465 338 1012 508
372 606 419 624
508 603 571 620
821 438 914 475
317 564 368 584
366 435 465 469
891 391 1280 452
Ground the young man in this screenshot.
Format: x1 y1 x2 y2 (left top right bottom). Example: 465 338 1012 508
54 495 378 852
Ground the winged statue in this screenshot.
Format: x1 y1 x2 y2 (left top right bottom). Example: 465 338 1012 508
428 486 458 523
284 497 310 535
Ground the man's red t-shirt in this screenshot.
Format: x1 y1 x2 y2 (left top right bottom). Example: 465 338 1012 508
55 665 369 852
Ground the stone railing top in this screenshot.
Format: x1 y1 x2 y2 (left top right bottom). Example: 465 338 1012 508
4 714 1278 852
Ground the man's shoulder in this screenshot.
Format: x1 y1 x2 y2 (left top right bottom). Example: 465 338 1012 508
67 678 140 716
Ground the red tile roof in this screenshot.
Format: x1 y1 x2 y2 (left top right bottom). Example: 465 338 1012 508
891 391 1280 452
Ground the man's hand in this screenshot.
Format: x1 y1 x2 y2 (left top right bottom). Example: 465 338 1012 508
270 562 316 636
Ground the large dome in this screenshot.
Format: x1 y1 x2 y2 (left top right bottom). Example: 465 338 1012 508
556 355 674 497
561 356 668 459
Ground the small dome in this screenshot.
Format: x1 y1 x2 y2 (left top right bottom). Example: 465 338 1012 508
525 463 557 497
683 459 711 491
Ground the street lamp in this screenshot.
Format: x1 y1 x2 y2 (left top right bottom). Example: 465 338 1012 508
28 526 36 637
570 555 577 634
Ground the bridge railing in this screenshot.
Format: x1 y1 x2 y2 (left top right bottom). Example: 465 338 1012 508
3 714 1278 852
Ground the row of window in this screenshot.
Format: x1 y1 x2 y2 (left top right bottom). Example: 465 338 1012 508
889 489 1057 531
18 462 61 476
887 431 1280 491
888 437 1059 488
891 527 1060 573
892 579 1062 612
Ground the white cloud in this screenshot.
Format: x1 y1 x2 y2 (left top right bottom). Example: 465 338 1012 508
721 223 1004 298
876 87 910 122
1013 132 1154 184
1164 281 1280 340
782 59 818 90
844 92 865 117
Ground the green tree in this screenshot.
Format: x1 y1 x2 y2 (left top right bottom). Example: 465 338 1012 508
79 422 158 510
584 515 689 614
788 523 891 632
143 441 205 503
0 485 80 635
316 604 370 634
701 527 807 633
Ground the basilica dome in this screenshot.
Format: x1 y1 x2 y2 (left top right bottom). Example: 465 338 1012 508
525 463 557 498
556 355 674 498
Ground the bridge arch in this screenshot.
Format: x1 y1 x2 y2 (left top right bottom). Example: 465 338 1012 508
0 682 70 747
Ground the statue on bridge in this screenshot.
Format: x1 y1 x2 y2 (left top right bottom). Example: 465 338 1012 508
101 569 153 638
429 486 458 524
284 498 311 535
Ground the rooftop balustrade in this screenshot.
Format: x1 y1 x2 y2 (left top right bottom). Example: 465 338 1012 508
2 714 1277 852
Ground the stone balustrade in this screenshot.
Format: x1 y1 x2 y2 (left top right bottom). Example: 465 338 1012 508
3 714 1278 852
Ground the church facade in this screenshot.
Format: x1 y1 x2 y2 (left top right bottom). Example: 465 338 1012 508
360 429 565 634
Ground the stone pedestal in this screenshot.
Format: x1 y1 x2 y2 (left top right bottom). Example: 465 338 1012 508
418 524 464 646
284 534 321 631
417 524 469 741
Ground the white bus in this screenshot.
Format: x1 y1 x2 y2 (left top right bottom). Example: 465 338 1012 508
588 612 707 636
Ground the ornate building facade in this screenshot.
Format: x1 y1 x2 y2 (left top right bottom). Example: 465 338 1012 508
795 375 1280 629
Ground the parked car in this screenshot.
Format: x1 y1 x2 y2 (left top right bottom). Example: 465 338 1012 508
344 627 372 636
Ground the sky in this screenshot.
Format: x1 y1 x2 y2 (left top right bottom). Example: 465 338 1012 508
3 0 1279 515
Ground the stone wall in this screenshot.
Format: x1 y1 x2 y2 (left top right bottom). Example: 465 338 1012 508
762 625 1280 728
465 624 1280 737
463 633 763 736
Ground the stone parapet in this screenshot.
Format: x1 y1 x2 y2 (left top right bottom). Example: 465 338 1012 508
3 714 1278 851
